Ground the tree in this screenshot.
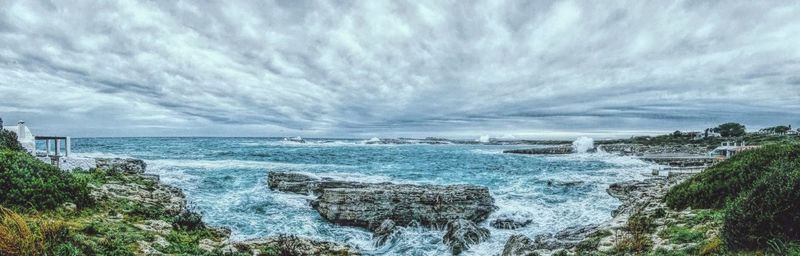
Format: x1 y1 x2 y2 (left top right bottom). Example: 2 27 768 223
775 125 791 134
673 130 682 137
715 123 746 137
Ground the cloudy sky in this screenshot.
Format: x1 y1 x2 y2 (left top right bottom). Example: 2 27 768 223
1 1 798 138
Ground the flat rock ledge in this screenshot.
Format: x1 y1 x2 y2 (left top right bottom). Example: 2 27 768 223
503 146 574 155
269 171 496 253
269 171 496 230
95 158 147 174
91 159 358 256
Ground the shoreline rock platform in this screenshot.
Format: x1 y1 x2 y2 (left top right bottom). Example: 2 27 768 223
268 171 497 254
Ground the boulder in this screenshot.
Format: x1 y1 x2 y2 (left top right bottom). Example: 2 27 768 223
501 234 538 256
490 218 532 229
443 219 490 255
96 158 146 174
310 183 495 230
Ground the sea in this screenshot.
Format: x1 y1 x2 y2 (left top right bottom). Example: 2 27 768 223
70 137 654 255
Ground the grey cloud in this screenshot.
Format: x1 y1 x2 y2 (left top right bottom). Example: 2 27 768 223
0 0 798 138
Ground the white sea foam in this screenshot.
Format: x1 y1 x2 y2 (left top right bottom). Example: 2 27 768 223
100 139 660 255
572 136 595 153
72 151 131 159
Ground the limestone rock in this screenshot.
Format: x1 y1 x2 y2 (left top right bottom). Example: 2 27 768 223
490 218 532 229
96 158 147 174
443 219 490 255
233 235 359 256
268 171 388 195
503 146 574 155
90 176 186 215
310 182 495 230
501 234 538 256
373 219 397 246
271 172 496 231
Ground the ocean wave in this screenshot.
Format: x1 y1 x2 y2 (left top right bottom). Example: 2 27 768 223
72 151 132 159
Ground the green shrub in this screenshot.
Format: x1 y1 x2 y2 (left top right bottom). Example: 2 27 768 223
0 149 92 210
660 225 704 244
173 211 205 231
722 161 800 250
665 143 800 209
0 129 22 151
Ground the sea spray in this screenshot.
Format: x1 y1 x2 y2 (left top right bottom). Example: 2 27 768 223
477 135 491 143
572 136 595 153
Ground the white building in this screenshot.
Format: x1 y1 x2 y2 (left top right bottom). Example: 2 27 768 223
2 121 36 154
2 121 95 171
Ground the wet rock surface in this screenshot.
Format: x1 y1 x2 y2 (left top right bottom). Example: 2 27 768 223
490 218 532 229
501 173 698 255
232 235 360 256
503 146 574 155
443 219 490 255
268 171 389 195
597 144 708 156
373 219 397 246
269 171 496 230
310 182 495 230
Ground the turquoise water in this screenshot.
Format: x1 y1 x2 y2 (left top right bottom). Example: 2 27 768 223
71 137 652 255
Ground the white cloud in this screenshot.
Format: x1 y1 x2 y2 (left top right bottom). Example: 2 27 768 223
0 0 798 137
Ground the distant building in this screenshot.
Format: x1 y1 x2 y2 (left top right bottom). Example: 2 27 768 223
709 141 759 159
2 121 36 154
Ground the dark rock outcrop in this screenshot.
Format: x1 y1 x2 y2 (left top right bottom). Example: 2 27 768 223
607 178 665 217
310 183 495 230
490 218 532 229
443 219 490 255
270 171 495 252
231 235 359 255
501 234 538 256
597 144 708 156
96 158 146 174
268 171 388 196
501 224 600 255
503 146 574 155
373 219 397 246
269 172 496 231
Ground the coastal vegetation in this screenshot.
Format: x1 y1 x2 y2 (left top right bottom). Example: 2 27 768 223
599 122 798 149
0 129 358 255
665 143 800 253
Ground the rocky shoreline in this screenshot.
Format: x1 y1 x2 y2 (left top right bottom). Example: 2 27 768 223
268 171 497 254
501 172 699 255
91 158 358 255
99 149 704 255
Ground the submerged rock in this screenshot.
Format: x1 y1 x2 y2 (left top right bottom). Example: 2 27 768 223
373 219 397 246
96 158 147 174
443 219 490 255
490 218 532 229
